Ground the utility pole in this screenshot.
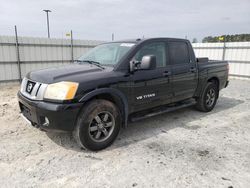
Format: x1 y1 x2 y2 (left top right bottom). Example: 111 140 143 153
70 30 74 63
43 9 51 38
112 33 114 41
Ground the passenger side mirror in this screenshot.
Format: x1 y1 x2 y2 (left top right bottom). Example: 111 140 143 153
130 55 156 72
140 55 156 70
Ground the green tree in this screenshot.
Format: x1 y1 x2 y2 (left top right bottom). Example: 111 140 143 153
202 34 250 42
192 38 198 43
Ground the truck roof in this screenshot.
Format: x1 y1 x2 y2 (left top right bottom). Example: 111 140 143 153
113 37 189 44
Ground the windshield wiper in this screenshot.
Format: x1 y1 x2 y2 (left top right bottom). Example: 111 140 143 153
75 60 105 69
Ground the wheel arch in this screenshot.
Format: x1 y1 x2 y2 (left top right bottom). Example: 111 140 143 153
195 76 220 98
207 76 220 97
207 76 219 89
78 88 129 128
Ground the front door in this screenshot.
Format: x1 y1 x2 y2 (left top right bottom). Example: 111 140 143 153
130 41 172 112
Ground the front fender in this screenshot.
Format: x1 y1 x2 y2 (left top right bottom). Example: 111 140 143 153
79 88 129 127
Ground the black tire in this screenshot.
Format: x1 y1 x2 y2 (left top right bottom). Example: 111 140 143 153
73 99 121 151
195 82 218 112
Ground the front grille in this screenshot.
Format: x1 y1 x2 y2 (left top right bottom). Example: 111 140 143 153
20 78 48 100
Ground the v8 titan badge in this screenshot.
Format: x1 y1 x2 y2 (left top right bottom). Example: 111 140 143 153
136 93 156 100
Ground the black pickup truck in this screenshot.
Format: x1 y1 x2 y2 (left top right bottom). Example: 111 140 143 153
18 38 229 150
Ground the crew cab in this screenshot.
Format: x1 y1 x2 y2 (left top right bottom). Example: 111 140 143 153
18 38 229 150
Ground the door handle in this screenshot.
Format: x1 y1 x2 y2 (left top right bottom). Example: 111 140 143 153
190 67 196 73
163 71 171 77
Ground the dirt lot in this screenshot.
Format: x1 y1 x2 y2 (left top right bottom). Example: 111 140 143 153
0 79 250 188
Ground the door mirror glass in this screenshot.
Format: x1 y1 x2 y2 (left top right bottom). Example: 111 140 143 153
130 55 156 72
140 55 156 70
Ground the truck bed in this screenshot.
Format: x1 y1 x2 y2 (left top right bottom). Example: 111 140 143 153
195 59 229 95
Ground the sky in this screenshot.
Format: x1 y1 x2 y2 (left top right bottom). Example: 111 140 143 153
0 0 249 42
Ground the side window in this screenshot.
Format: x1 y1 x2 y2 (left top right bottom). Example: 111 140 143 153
134 42 166 67
168 41 189 64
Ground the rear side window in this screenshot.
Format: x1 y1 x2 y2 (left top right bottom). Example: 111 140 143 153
168 41 189 64
134 42 166 67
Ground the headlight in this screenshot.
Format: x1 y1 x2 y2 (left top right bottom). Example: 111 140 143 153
44 81 79 100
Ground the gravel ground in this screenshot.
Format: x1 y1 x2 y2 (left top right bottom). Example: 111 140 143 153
0 79 250 188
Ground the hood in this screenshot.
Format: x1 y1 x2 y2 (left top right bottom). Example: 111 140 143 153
27 63 111 84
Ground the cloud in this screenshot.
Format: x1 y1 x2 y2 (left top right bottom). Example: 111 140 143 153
0 0 249 41
222 17 231 21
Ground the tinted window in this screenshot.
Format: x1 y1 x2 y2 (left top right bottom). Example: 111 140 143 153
168 42 189 64
134 42 166 67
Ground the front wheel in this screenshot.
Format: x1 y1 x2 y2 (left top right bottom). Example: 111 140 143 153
195 82 218 112
73 99 121 151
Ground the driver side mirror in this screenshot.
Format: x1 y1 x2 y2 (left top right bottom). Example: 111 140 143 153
130 55 156 72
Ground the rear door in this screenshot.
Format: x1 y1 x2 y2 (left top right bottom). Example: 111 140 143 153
130 41 172 112
168 41 197 102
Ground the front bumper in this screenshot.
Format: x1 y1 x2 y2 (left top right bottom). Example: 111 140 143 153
18 92 82 132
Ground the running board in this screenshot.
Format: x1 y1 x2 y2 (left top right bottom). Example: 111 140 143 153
130 99 197 122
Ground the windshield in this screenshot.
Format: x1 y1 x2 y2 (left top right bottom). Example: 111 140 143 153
77 42 135 66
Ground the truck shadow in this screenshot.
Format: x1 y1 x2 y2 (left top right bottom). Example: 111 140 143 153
46 96 244 152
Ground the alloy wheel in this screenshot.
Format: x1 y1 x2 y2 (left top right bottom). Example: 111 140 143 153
88 111 115 142
206 88 216 107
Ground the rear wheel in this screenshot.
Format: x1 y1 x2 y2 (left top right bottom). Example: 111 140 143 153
73 99 121 151
195 82 218 112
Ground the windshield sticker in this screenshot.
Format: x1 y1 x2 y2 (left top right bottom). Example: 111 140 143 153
120 43 135 47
